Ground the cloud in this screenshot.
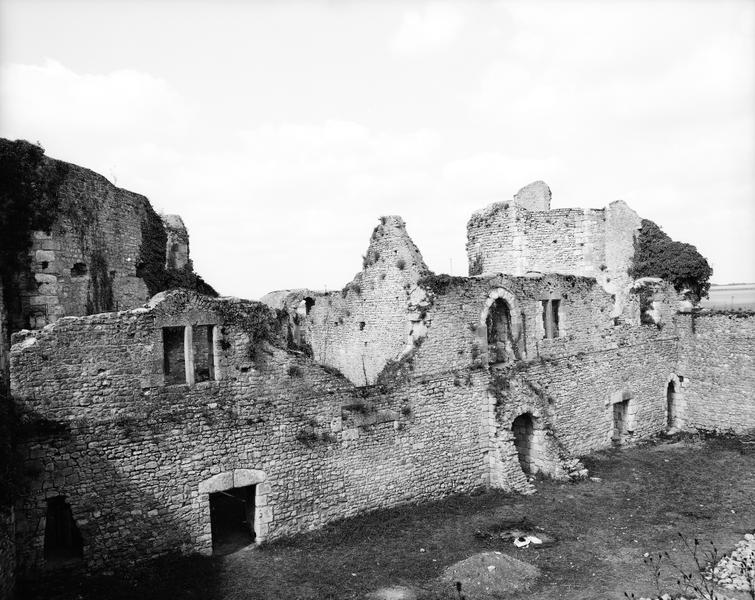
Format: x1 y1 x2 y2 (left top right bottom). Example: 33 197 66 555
442 152 566 204
0 59 196 167
389 2 466 55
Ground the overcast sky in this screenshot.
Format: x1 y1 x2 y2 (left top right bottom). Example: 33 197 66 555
1 1 753 299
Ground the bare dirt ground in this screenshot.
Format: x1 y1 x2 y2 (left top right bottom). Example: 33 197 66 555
20 433 755 600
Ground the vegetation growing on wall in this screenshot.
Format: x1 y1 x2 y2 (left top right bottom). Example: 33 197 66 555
0 139 68 316
163 263 217 297
216 301 283 362
137 203 218 298
630 219 712 302
469 253 484 276
136 203 169 296
86 250 115 314
418 273 468 296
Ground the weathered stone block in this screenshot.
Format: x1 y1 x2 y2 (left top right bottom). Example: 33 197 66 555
233 469 266 487
198 472 233 493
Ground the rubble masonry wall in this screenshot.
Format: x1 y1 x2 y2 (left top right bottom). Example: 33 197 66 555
9 293 489 574
17 160 154 330
678 312 755 432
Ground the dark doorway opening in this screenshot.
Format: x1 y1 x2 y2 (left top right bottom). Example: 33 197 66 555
210 485 256 555
512 413 535 474
44 496 83 565
487 298 512 364
613 400 629 444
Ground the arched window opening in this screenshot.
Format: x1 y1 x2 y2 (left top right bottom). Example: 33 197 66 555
486 298 512 364
304 297 315 315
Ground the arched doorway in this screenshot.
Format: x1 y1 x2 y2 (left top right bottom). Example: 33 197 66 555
512 413 535 474
487 298 512 364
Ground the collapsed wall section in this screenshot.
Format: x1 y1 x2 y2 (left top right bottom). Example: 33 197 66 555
677 311 755 432
9 290 488 575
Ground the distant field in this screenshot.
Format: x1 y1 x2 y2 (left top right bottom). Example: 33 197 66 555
700 283 755 309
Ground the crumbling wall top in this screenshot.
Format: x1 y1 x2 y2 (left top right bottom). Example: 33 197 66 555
161 214 190 270
513 180 552 212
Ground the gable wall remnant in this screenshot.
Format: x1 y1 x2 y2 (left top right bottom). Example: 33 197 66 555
262 216 429 387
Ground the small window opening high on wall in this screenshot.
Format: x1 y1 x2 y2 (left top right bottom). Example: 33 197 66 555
163 326 186 385
210 485 256 555
541 299 560 339
193 325 215 383
44 496 83 565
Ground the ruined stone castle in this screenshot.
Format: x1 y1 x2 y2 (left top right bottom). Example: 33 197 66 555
0 149 753 597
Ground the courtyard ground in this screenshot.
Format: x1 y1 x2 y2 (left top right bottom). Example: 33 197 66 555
20 433 755 600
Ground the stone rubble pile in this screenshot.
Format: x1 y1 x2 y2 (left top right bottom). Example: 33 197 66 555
713 533 755 592
563 457 589 480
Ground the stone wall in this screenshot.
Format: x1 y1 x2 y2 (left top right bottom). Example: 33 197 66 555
466 204 606 279
1 279 7 391
409 273 679 457
0 278 14 600
409 273 617 378
0 509 14 600
8 276 699 581
7 157 195 333
677 311 755 432
15 160 149 330
9 291 490 574
466 187 641 319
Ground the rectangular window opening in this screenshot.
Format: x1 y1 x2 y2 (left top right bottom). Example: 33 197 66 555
612 399 629 444
163 326 186 385
541 299 561 339
193 325 215 383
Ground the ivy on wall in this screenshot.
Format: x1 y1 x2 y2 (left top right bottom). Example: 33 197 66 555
630 219 712 302
0 139 68 319
136 187 218 298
